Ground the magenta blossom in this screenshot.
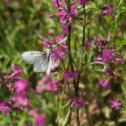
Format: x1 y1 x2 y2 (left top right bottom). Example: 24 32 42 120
12 93 30 108
101 66 110 73
96 49 123 64
110 99 121 110
0 102 11 115
52 0 62 9
99 79 110 89
55 34 65 42
101 4 113 15
52 48 64 61
61 24 68 34
36 75 60 93
34 115 46 126
70 98 86 108
7 66 22 79
14 79 27 93
49 3 78 33
79 0 88 6
99 4 115 21
29 110 46 126
64 70 78 82
47 80 60 92
84 38 91 48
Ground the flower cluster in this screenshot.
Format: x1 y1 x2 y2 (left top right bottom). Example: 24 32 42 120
0 102 11 116
64 70 78 82
99 4 115 21
94 35 122 110
0 66 46 125
36 75 60 93
50 0 78 34
70 97 86 108
110 99 122 110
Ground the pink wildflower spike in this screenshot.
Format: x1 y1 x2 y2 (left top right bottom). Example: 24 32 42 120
43 38 52 48
34 115 46 126
96 49 122 64
12 92 30 108
95 55 103 62
52 0 62 9
79 0 88 6
47 80 60 92
70 98 86 108
0 102 11 116
84 38 91 48
29 109 46 126
14 79 27 93
11 66 22 76
52 47 66 61
110 99 122 110
64 70 78 82
99 79 110 89
36 75 60 93
55 34 65 42
116 56 124 64
101 66 110 73
50 3 78 32
100 4 115 20
8 66 22 79
61 24 69 34
101 4 113 15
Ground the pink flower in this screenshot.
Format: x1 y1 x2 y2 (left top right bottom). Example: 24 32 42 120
101 4 113 15
52 48 64 61
55 34 65 42
79 0 88 6
43 38 52 48
96 49 122 64
34 115 46 126
8 66 22 79
64 70 78 81
49 4 78 33
99 4 115 21
116 56 124 63
29 109 46 126
110 99 121 110
99 79 110 89
47 80 59 92
84 39 91 48
11 66 22 74
101 66 110 73
0 102 11 116
95 55 103 62
36 75 60 93
70 98 86 108
14 79 27 93
12 93 30 108
52 0 62 9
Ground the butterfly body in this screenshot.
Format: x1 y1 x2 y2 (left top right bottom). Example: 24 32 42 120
21 36 67 74
21 50 55 74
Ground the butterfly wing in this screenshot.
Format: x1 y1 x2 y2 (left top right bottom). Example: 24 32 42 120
34 53 49 72
46 56 60 75
21 51 49 72
21 51 46 64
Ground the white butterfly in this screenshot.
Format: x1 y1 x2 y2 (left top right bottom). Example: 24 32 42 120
21 37 67 74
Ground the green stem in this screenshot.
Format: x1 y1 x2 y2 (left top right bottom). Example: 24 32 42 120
85 106 92 126
62 108 72 126
77 109 80 126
